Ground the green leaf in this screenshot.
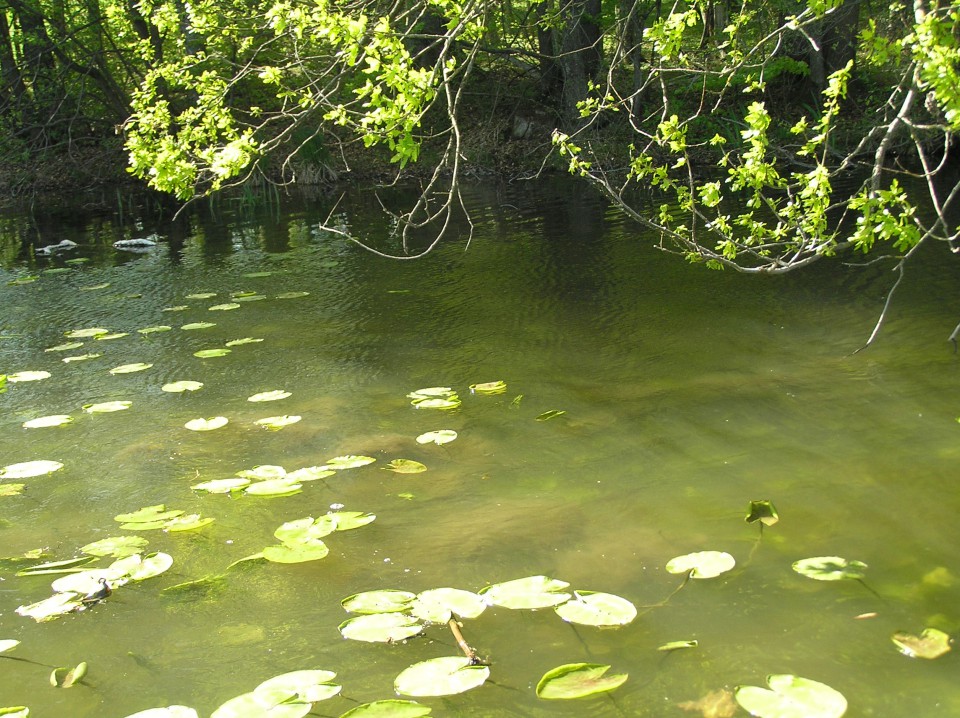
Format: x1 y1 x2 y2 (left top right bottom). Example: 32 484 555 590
110 363 153 374
247 390 291 402
415 430 457 445
83 401 132 413
469 380 507 395
185 417 229 431
891 628 952 659
535 410 567 422
286 466 336 482
95 333 128 340
162 381 204 392
115 505 184 523
256 669 341 702
80 536 149 558
65 327 109 338
326 455 376 469
383 459 427 474
328 511 377 530
50 662 87 688
191 478 251 493
253 415 301 430
46 342 84 352
339 613 424 643
22 415 73 428
342 590 417 614
16 556 98 576
746 500 779 526
394 656 490 697
7 371 51 383
792 556 867 581
185 292 217 299
274 516 339 543
209 303 240 311
211 691 311 718
181 322 217 330
735 674 847 718
554 591 637 627
16 592 85 622
480 575 572 609
137 326 172 334
536 663 628 700
62 353 101 363
0 707 28 717
244 479 302 497
338 700 431 718
411 588 486 623
194 348 232 358
236 465 286 480
666 551 736 579
0 460 64 479
658 639 699 652
0 484 25 496
121 707 199 718
0 640 21 653
225 337 264 346
164 515 215 532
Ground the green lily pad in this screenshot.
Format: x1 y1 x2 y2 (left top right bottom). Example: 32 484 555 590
194 348 232 358
0 640 20 653
666 551 736 579
407 388 460 409
15 556 98 576
22 415 73 428
412 397 461 410
411 588 487 623
658 639 698 652
114 552 174 581
892 628 952 659
211 690 311 718
181 322 217 330
342 590 417 614
328 511 377 530
185 292 217 299
244 479 302 497
237 465 287 480
338 700 431 718
209 303 240 311
50 661 87 688
80 282 110 290
46 341 84 352
248 390 291 402
122 707 199 718
162 381 204 392
83 401 132 413
535 410 567 421
275 291 309 299
536 663 628 700
8 275 38 285
137 325 172 334
480 575 572 609
394 656 489 697
164 514 215 532
0 460 64 479
62 353 102 363
326 455 376 469
191 478 251 493
746 499 779 526
115 505 184 523
286 466 335 482
163 305 191 312
8 371 51 382
415 430 458 445
80 535 149 558
554 591 637 627
339 613 424 643
383 459 427 474
256 669 341 702
234 295 267 302
735 674 847 718
65 327 109 338
262 540 330 563
110 362 153 374
185 417 228 431
254 415 301 430
16 592 85 622
96 332 129 340
792 556 867 581
469 380 507 395
225 337 264 346
275 516 339 543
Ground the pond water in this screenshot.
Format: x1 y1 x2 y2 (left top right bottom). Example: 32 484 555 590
1 179 959 717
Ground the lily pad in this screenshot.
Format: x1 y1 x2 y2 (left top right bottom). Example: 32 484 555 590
162 381 204 392
746 500 779 526
194 348 232 358
658 639 699 652
536 663 628 700
15 556 98 575
122 708 199 718
412 397 461 410
50 661 87 688
244 479 302 497
164 515 215 532
412 588 487 623
237 465 287 480
211 690 311 718
394 656 490 697
185 416 229 431
256 669 342 702
137 325 172 334
480 575 572 609
62 353 101 363
554 591 637 627
181 322 217 330
163 305 190 312
535 410 567 421
80 536 149 558
666 551 736 579
469 380 507 395
0 460 64 479
892 628 952 659
225 337 264 346
83 401 132 413
191 478 251 494
115 552 174 581
110 362 153 374
46 342 84 352
247 390 291 402
115 505 184 523
339 613 424 643
209 303 240 311
286 466 335 482
275 291 309 299
383 459 427 474
185 292 217 299
22 415 73 428
735 674 847 718
16 592 85 622
342 590 417 614
338 700 431 718
416 430 458 445
328 511 377 530
0 484 25 496
96 332 129 340
7 371 51 382
326 455 376 469
233 295 267 302
275 516 339 543
65 327 109 338
262 541 330 563
254 415 301 430
0 640 20 653
792 556 867 582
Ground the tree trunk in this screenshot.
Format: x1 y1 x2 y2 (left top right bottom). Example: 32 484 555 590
808 0 860 90
559 0 603 130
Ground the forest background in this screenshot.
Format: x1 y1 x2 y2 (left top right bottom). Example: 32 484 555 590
1 0 959 288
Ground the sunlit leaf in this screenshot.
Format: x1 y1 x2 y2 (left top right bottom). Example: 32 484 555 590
412 397 461 410
115 505 184 523
181 322 217 330
95 332 129 340
256 669 341 702
237 465 287 480
0 640 20 653
342 590 417 614
892 628 952 659
163 305 190 312
792 556 867 582
274 516 338 543
339 613 424 643
225 337 264 346
116 552 174 581
7 371 51 383
233 295 267 302
0 484 25 496
22 415 73 428
164 515 215 532
191 478 251 493
194 348 231 358
243 271 274 278
185 292 217 300
137 325 172 334
659 640 699 652
394 656 489 697
62 353 101 363
80 282 110 290
469 380 507 395
46 342 84 352
83 401 132 413
121 707 199 718
50 662 87 688
328 511 377 530
412 588 486 623
162 381 204 393
286 466 335 482
15 556 98 576
407 387 456 398
383 459 427 474
735 674 847 718
326 455 376 469
110 363 153 374
244 479 302 497
275 291 309 299
209 303 240 311
0 460 64 479
536 663 628 700
80 535 149 558
65 327 109 338
554 591 637 627
262 541 329 563
248 390 291 402
253 415 301 430
745 500 779 526
480 575 572 609
666 551 736 579
185 416 229 431
8 275 38 284
535 410 566 421
338 700 431 718
210 690 311 718
415 430 458 445
16 592 85 622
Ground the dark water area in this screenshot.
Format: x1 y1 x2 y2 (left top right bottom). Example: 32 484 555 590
1 179 960 716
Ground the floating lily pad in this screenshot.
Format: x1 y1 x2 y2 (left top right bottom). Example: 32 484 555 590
23 415 73 428
191 478 251 494
115 505 184 523
162 381 204 393
96 332 129 340
80 282 110 291
327 511 377 530
339 613 424 643
16 556 98 576
658 639 699 652
326 455 376 469
470 380 507 395
8 371 51 383
384 459 427 474
185 417 228 431
275 516 339 543
554 591 637 627
236 465 287 480
892 628 952 659
480 575 572 609
234 295 267 302
394 656 489 697
247 390 291 402
80 535 149 558
735 674 847 718
8 275 38 284
163 305 190 312
83 401 132 413
666 551 736 579
408 387 461 410
256 669 342 702
254 415 301 430
275 291 309 299
16 592 85 622
185 292 217 299
342 590 417 614
0 640 20 653
211 690 310 718
244 479 302 497
194 348 232 358
137 325 172 334
0 460 64 479
536 663 628 700
63 353 101 363
535 410 567 421
115 552 174 581
164 515 215 532
416 430 458 445
181 322 216 330
65 327 109 338
122 707 199 718
412 588 487 623
209 303 240 311
286 466 335 482
46 342 84 352
792 556 867 582
50 661 87 688
746 499 779 526
262 540 330 563
412 397 461 410
110 362 153 374
339 700 431 718
225 337 264 346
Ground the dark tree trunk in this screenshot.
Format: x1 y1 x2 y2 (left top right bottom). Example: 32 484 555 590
559 0 603 130
808 0 860 90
